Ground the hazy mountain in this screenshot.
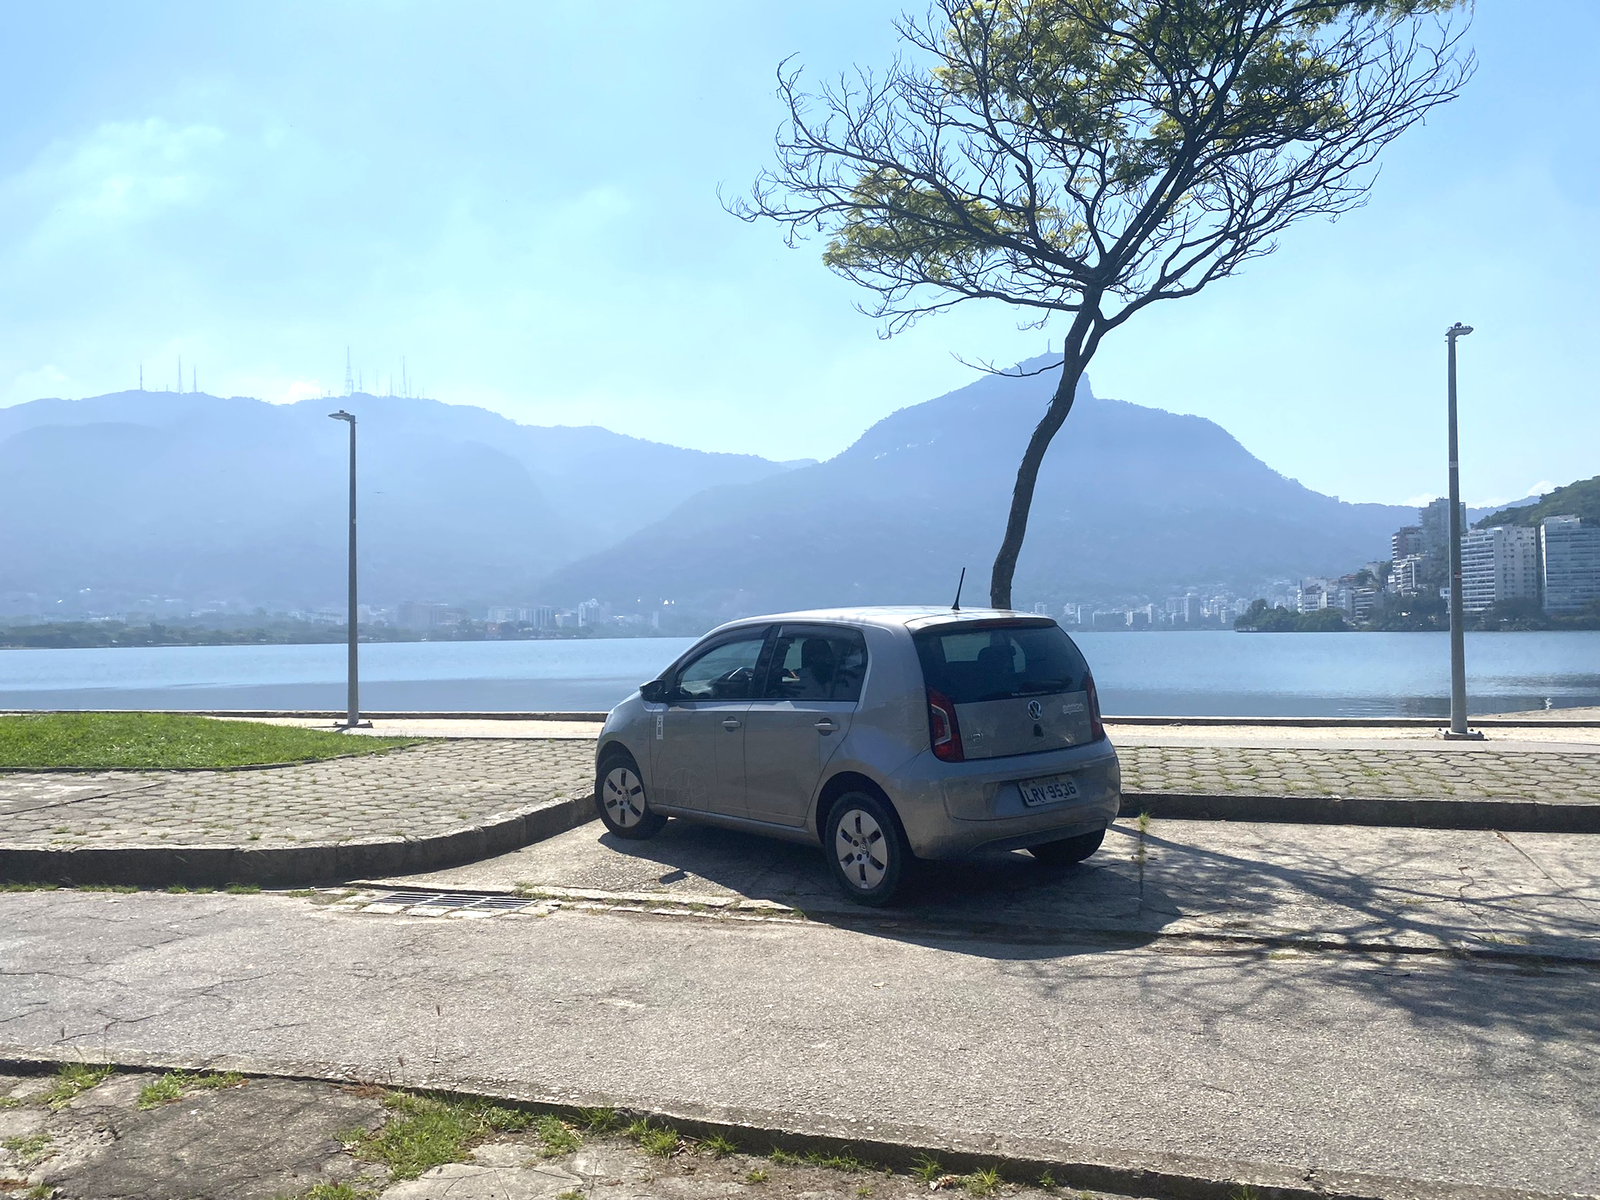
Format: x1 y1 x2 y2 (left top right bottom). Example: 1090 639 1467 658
540 360 1417 614
0 390 795 613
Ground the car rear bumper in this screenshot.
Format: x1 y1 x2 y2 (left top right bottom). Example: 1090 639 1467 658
887 739 1122 859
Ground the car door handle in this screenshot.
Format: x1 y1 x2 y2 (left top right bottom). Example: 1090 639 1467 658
722 717 742 731
814 718 837 733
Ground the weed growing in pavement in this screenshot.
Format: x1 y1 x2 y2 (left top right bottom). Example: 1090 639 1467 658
225 883 261 894
857 1186 873 1197
574 1106 621 1133
2 1132 54 1165
286 889 318 898
296 1185 376 1200
0 882 60 892
351 1092 532 1180
27 1183 54 1200
44 1062 114 1109
165 885 191 894
556 1190 584 1200
698 1133 737 1158
1230 1188 1261 1200
803 1149 865 1172
769 1146 804 1166
965 1167 1002 1196
136 1070 244 1109
78 884 139 894
534 1114 581 1157
745 1167 770 1184
911 1153 944 1184
625 1118 679 1158
1037 1170 1057 1190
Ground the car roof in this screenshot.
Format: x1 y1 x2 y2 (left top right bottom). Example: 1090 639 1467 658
709 606 1056 636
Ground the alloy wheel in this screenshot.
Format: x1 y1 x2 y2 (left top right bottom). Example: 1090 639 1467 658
834 806 890 891
602 765 646 829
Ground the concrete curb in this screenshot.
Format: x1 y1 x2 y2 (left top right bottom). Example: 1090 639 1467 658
0 1051 1567 1200
0 793 600 888
1123 791 1600 832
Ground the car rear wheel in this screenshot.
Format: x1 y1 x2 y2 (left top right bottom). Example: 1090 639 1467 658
1028 828 1105 867
825 791 906 906
595 750 667 839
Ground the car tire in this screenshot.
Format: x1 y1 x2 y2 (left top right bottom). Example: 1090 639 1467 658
824 790 907 906
595 749 667 839
1028 828 1105 867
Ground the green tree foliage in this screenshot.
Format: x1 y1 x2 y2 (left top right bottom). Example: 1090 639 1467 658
1474 476 1600 530
1234 599 1349 631
736 0 1472 607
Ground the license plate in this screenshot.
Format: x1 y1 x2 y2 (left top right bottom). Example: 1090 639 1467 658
1020 774 1079 806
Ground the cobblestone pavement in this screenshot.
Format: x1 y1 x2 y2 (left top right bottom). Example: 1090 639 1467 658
1119 744 1600 801
0 740 594 849
3 736 1597 853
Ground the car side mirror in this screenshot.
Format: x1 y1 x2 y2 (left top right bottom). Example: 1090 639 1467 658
640 679 667 704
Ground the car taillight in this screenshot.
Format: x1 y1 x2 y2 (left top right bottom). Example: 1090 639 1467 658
927 688 965 762
1085 672 1105 741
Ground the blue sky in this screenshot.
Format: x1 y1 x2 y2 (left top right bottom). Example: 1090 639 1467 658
1 1 1595 508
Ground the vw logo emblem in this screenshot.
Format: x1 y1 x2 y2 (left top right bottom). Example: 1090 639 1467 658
1027 699 1043 720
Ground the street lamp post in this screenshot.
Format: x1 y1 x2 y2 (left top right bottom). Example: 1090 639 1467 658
1442 323 1481 740
328 410 365 729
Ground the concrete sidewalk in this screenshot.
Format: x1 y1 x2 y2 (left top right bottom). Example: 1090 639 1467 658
2 877 1594 1198
366 815 1600 963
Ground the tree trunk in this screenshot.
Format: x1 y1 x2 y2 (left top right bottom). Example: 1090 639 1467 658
989 314 1098 610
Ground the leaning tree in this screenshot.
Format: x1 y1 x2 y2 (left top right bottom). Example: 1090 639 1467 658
732 0 1472 608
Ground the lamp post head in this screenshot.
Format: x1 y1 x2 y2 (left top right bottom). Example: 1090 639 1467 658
328 409 354 423
1446 323 1473 340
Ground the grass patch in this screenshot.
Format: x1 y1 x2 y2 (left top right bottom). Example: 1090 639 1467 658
225 883 261 895
534 1114 581 1157
350 1092 532 1180
626 1118 680 1158
297 1186 377 1200
2 1131 53 1165
698 1132 737 1158
574 1106 621 1133
965 1167 1003 1196
136 1070 244 1109
44 1062 114 1109
745 1167 770 1184
0 882 60 892
910 1154 944 1184
0 712 419 771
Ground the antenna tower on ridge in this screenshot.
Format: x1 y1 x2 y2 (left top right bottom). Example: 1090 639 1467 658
344 347 355 397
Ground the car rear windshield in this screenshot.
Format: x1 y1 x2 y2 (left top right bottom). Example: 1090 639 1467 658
913 621 1090 704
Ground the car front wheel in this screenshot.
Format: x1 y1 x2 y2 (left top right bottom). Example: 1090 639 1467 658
595 751 667 839
825 791 907 906
1028 828 1105 867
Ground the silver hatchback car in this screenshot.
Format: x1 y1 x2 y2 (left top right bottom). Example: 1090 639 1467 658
594 607 1121 905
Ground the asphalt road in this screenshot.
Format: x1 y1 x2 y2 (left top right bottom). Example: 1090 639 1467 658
2 885 1595 1197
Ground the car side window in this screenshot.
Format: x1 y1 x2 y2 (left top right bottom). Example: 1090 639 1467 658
672 635 767 701
760 627 868 703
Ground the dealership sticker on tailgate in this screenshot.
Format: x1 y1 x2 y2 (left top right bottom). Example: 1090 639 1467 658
1020 774 1080 806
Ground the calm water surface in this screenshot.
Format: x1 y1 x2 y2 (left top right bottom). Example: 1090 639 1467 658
1 631 1596 717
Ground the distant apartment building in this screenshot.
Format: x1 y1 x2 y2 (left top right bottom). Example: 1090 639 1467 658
1296 577 1332 612
1541 516 1600 614
1418 498 1466 560
398 601 468 632
1391 525 1424 562
1461 526 1540 611
1389 556 1426 596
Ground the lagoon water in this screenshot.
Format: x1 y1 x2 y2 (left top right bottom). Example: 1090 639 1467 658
1 630 1596 717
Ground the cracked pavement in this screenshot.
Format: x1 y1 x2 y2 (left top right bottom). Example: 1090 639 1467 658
3 812 1598 1197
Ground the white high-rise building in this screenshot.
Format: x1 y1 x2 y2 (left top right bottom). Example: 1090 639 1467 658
1541 516 1600 614
1461 526 1540 611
